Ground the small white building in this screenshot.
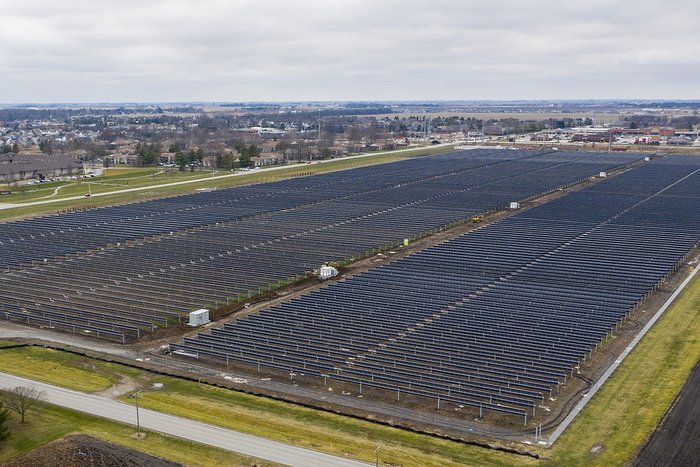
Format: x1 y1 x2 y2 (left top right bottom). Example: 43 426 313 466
188 309 210 327
319 265 339 280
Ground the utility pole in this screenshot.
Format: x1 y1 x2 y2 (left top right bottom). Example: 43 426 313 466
129 390 143 437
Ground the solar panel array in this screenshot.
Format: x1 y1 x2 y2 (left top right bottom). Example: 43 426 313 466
2 150 525 270
0 149 642 342
172 155 700 423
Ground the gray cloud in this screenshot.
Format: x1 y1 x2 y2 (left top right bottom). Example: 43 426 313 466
0 0 698 102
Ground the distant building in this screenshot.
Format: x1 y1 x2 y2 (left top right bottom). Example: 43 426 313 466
251 154 283 167
393 137 410 147
667 136 692 146
0 153 82 183
531 128 575 141
105 153 139 165
646 127 676 137
570 132 614 143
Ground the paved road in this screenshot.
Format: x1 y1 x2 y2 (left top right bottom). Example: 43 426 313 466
0 321 139 357
0 372 366 467
0 144 455 211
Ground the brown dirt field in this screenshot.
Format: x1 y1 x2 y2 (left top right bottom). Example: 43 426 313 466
633 361 700 467
1 434 181 467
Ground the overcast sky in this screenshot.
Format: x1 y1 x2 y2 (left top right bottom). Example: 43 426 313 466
1 0 698 103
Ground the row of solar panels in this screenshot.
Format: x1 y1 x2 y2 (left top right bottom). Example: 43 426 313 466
0 149 543 269
0 150 643 342
172 155 700 423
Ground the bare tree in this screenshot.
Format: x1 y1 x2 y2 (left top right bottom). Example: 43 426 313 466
365 123 382 145
347 125 363 144
320 126 335 151
2 386 46 423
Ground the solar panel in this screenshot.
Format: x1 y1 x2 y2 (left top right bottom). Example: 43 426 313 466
172 155 700 423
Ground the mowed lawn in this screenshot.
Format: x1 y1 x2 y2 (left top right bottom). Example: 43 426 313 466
0 402 280 467
0 345 144 392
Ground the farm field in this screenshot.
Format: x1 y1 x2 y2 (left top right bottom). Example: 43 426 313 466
634 361 700 466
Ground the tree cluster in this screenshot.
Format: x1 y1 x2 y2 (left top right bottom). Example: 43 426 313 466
234 141 260 168
135 142 163 166
175 148 203 171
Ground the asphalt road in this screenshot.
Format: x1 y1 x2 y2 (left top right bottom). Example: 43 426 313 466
0 372 366 467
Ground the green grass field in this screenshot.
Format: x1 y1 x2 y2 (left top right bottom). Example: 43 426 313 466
0 167 219 203
0 346 144 392
0 402 279 466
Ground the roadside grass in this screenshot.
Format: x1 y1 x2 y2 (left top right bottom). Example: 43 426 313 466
0 402 280 467
0 145 452 221
0 345 144 392
0 168 217 204
0 340 530 466
0 167 158 201
541 269 700 466
123 377 532 467
102 167 161 177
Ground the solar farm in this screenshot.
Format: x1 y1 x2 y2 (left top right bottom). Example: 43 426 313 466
0 149 641 342
170 154 700 425
2 147 699 437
